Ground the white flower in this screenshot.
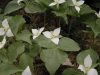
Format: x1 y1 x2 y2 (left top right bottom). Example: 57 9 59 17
49 0 66 8
17 0 23 4
78 55 98 75
0 19 14 37
22 66 32 75
0 36 6 49
43 27 61 45
72 0 84 13
95 11 100 18
32 27 44 39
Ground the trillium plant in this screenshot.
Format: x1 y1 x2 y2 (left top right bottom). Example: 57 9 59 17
0 0 100 75
78 55 98 75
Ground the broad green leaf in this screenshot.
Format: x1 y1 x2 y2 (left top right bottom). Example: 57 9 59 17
9 15 25 35
40 49 68 75
59 37 80 51
66 6 79 17
16 29 32 44
25 1 46 13
35 0 52 6
0 49 8 63
0 63 22 75
62 68 85 75
95 18 100 36
35 35 57 48
77 49 99 65
28 42 41 57
8 42 25 62
80 14 100 37
53 3 78 17
4 0 24 15
80 4 95 15
19 53 33 69
53 11 68 24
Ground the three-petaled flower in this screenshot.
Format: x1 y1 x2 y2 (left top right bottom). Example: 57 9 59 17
49 0 66 8
95 11 100 18
72 0 84 13
0 19 14 37
32 27 44 39
78 55 98 75
43 27 61 45
0 19 14 49
22 66 32 75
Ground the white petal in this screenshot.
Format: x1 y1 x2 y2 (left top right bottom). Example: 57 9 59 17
2 19 9 29
78 65 86 73
75 6 80 13
72 0 76 5
17 0 23 4
76 1 84 6
52 27 60 36
33 36 38 40
22 66 32 75
51 37 59 45
58 0 66 4
0 28 5 36
87 69 98 75
43 31 52 38
6 29 14 37
84 55 92 68
0 36 6 49
38 27 44 35
95 11 100 18
49 2 57 6
32 29 38 36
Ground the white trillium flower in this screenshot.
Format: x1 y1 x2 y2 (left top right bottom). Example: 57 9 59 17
72 0 84 13
22 66 32 75
17 0 23 4
49 0 66 8
0 36 6 49
78 55 98 75
43 27 61 45
32 27 44 39
95 11 100 18
0 19 14 37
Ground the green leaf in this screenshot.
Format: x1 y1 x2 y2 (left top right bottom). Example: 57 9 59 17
35 35 57 48
28 42 41 57
9 15 25 35
25 1 46 13
0 49 8 63
8 42 25 62
95 18 100 36
80 14 100 37
0 63 22 75
62 68 85 75
59 37 80 51
77 48 99 65
35 0 52 6
16 29 32 44
40 49 68 75
52 10 68 24
4 0 24 15
19 53 33 69
80 4 95 15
